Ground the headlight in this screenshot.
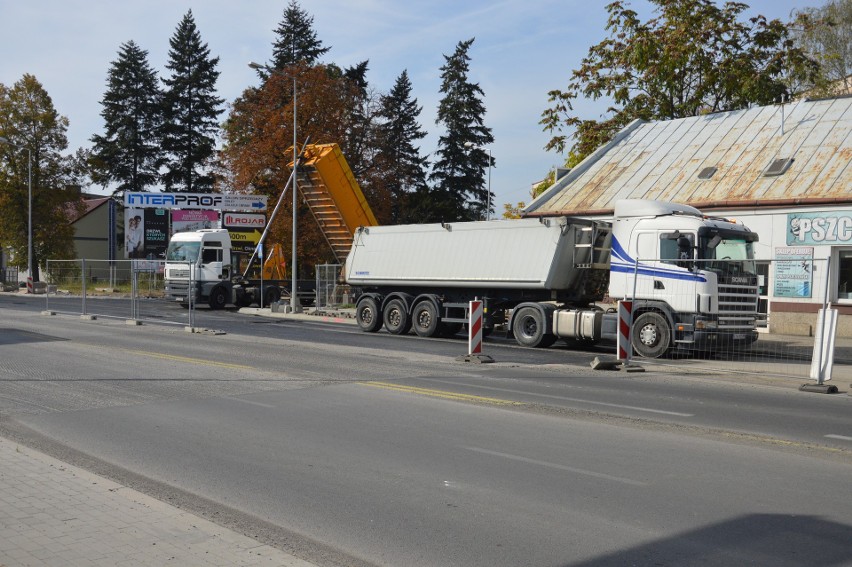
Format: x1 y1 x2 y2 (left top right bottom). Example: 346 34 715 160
695 320 717 330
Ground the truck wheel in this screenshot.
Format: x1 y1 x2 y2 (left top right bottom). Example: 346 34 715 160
208 287 228 310
412 300 440 337
512 306 556 348
356 297 383 333
631 311 671 358
383 298 411 335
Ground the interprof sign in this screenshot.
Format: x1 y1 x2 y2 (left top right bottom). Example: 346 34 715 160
124 192 267 212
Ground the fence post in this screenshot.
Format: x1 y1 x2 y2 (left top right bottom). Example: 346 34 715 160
131 262 138 321
188 260 194 330
81 258 87 316
44 260 50 312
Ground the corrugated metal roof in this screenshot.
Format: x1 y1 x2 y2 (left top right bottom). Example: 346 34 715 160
524 96 852 216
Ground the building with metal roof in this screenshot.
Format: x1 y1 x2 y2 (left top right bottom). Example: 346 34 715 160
523 96 852 337
525 96 851 217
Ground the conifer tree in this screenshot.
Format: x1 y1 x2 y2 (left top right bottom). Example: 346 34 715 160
340 60 374 181
269 0 331 71
375 70 429 224
160 10 224 192
429 38 494 222
90 40 161 194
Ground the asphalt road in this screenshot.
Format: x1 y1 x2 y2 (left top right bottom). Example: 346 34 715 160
1 295 851 566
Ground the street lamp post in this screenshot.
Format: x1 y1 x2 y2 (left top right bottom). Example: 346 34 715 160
464 142 492 220
0 136 33 283
248 62 301 313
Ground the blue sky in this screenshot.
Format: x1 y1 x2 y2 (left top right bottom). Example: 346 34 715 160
1 0 812 210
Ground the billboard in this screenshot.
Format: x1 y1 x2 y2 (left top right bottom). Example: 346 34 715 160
124 192 267 212
172 210 219 235
223 212 266 253
125 209 168 260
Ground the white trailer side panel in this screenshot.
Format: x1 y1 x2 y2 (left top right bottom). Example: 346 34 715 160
345 217 588 290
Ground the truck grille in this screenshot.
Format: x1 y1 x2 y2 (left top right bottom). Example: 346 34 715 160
718 282 759 330
169 269 190 279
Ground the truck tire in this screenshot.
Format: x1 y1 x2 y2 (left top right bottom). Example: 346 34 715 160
631 311 671 358
356 297 383 333
512 306 556 348
383 298 412 335
412 300 440 337
208 287 228 310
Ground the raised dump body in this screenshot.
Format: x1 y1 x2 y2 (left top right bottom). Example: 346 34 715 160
291 143 378 262
346 216 607 302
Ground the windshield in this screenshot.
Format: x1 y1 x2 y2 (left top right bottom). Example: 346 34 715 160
700 236 756 276
166 241 200 263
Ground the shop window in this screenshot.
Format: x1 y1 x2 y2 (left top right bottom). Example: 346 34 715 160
837 250 852 300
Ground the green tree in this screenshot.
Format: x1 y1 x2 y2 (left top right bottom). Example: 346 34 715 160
160 10 224 192
374 70 430 224
793 0 852 96
429 38 494 222
268 0 331 72
90 40 162 194
541 0 818 161
0 74 83 281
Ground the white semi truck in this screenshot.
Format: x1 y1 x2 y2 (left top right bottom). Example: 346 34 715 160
344 199 760 358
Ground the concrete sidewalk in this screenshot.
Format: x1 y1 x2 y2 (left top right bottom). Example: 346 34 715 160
0 437 315 567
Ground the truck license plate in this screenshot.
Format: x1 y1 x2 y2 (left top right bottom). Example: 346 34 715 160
733 333 746 340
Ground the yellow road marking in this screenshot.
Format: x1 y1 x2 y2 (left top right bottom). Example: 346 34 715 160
359 381 520 405
125 349 255 370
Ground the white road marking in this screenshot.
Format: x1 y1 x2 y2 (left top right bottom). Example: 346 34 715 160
825 434 852 442
227 397 276 409
423 378 694 417
465 446 647 486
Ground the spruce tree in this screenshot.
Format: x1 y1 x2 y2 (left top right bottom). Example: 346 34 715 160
375 70 429 224
90 40 161 194
429 38 494 222
269 0 331 71
341 60 374 181
160 10 224 192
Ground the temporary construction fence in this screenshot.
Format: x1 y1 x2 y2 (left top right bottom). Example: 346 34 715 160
315 264 352 310
44 259 193 326
617 257 848 385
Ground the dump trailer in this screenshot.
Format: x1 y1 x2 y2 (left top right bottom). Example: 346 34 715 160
345 199 760 358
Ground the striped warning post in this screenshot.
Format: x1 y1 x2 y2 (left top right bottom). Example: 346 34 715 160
26 276 33 294
468 299 483 355
617 300 633 361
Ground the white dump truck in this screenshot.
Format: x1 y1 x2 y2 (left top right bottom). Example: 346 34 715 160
344 199 760 358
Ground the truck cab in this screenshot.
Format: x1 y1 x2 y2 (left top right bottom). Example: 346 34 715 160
164 229 234 308
608 200 759 356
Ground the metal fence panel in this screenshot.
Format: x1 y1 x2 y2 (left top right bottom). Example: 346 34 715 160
622 257 848 382
45 259 190 327
315 264 351 309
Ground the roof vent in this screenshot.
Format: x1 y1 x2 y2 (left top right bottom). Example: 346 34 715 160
697 166 717 180
764 158 794 177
